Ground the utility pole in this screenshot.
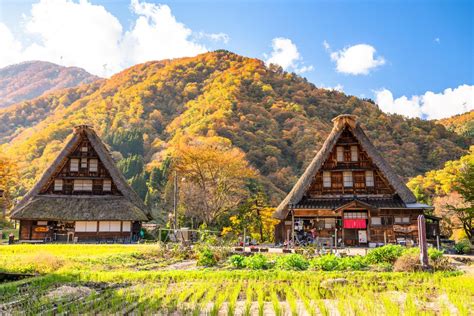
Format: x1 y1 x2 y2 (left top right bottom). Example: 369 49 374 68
173 171 178 230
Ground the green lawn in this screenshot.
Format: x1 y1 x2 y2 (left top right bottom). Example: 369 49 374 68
0 244 473 315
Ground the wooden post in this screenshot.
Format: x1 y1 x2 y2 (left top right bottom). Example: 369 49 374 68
418 215 429 270
384 231 387 245
291 204 295 246
436 235 440 250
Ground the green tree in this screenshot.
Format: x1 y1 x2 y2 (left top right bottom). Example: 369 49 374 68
448 162 474 240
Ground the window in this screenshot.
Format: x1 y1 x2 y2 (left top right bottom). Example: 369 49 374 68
54 179 63 191
395 216 410 224
81 145 88 153
122 221 131 232
70 159 79 172
351 146 358 161
343 171 353 187
89 159 98 172
371 217 382 225
99 221 121 232
75 221 97 232
37 221 48 226
344 212 367 219
336 146 344 162
74 179 93 191
103 179 112 192
323 172 331 188
365 171 374 187
81 158 88 168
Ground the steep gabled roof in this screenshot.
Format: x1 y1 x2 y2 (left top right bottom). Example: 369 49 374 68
273 114 417 220
11 125 150 221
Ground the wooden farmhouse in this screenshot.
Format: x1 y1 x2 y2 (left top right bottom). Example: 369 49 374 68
11 125 150 242
273 115 440 247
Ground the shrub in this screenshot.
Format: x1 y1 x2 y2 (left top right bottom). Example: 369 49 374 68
393 253 420 272
338 255 368 271
310 254 340 271
196 247 217 267
229 255 245 268
243 254 272 270
366 245 404 264
275 254 309 271
454 240 471 254
428 248 444 261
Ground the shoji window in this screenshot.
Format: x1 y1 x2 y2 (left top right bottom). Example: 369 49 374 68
351 146 358 161
81 145 88 153
70 159 79 172
54 179 63 191
336 146 344 162
343 171 353 187
122 221 131 232
365 170 375 187
74 179 93 191
103 179 112 192
323 172 331 188
81 158 88 168
89 159 98 172
99 221 121 232
75 221 97 232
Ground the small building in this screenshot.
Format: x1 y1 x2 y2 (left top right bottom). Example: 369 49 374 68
273 114 438 247
0 189 5 219
10 125 150 242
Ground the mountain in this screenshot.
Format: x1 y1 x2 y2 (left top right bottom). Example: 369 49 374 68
437 110 474 138
0 51 471 205
0 61 100 108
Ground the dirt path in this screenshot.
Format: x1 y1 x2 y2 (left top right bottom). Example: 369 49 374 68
164 260 197 270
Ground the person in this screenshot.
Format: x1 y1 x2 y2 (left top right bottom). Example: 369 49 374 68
8 233 14 245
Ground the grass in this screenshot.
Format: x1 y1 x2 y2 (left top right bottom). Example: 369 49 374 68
0 244 473 314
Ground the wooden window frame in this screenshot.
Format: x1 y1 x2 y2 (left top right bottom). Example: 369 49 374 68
54 179 63 191
70 159 79 172
89 159 98 172
322 172 331 188
343 171 353 187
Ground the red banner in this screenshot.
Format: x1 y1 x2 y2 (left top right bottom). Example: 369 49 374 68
343 219 366 229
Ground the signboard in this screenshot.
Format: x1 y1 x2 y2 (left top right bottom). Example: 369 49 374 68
393 225 416 233
358 230 367 243
34 226 49 233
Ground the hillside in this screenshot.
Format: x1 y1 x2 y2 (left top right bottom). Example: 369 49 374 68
0 61 100 108
437 110 474 138
0 51 470 206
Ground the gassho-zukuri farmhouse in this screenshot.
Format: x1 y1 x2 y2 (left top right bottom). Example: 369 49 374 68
10 125 150 242
273 114 440 247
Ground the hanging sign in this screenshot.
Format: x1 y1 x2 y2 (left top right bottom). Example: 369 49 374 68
34 226 49 233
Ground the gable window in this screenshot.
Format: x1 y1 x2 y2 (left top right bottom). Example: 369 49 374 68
351 146 358 161
103 179 112 192
70 159 79 172
323 172 331 188
54 179 63 191
336 146 344 162
81 145 88 153
89 159 98 172
81 158 88 169
74 179 93 191
365 170 374 187
343 171 353 187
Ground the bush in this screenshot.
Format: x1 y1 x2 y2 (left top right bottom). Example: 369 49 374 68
428 248 444 261
243 254 272 270
229 255 245 268
310 254 340 271
393 252 421 272
196 247 217 267
366 245 404 264
454 240 471 254
275 254 309 271
338 255 368 271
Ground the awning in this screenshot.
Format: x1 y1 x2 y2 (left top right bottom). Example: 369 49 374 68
343 219 366 229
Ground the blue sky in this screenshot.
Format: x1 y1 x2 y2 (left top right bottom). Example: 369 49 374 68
0 0 472 119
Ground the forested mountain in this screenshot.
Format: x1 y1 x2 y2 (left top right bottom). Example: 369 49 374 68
0 61 100 108
437 110 474 138
0 51 470 208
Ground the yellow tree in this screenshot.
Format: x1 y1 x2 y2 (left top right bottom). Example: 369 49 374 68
0 152 18 218
174 137 256 226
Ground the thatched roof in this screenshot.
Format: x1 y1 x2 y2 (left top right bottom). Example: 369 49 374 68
11 125 150 221
273 114 417 220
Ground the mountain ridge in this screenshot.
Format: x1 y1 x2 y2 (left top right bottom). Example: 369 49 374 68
0 51 470 203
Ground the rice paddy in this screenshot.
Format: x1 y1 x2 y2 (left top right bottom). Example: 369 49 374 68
0 244 473 315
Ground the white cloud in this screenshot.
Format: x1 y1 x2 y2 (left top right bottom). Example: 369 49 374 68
434 37 440 44
329 43 385 75
195 31 230 44
0 0 229 77
322 40 330 51
265 37 314 74
375 85 474 119
0 23 23 67
319 83 344 92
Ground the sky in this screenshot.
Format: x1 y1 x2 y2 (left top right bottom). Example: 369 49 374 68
0 0 472 120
